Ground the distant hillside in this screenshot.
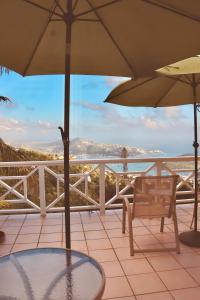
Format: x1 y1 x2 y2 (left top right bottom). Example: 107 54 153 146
22 137 162 158
0 138 54 162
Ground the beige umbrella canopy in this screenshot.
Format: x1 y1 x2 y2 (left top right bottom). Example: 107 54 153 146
1 1 200 77
1 1 200 248
105 56 200 247
105 75 200 107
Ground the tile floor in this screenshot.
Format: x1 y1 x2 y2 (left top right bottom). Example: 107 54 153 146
1 205 200 299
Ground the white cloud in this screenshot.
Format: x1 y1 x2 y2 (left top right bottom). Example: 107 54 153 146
164 107 182 119
105 76 130 87
0 117 25 132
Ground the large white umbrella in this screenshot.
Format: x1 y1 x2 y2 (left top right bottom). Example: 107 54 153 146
1 1 200 248
105 56 200 247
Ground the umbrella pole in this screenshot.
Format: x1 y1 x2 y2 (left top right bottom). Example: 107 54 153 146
193 100 198 232
60 0 73 249
179 74 200 247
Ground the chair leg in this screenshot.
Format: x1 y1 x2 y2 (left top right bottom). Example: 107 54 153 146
160 217 165 232
122 200 126 234
173 213 180 254
127 210 134 256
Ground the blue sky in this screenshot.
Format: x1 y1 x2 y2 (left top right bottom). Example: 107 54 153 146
0 71 197 154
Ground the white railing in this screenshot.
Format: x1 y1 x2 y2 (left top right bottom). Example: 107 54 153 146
0 156 197 215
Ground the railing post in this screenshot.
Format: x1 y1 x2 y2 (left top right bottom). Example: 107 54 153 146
99 163 106 215
38 166 46 216
156 160 162 176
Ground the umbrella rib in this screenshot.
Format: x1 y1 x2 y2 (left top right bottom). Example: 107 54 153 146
73 0 79 12
106 77 155 101
154 78 178 107
166 75 191 86
141 0 200 23
23 0 63 18
184 74 193 85
54 0 65 15
75 0 122 18
22 2 59 76
85 0 136 77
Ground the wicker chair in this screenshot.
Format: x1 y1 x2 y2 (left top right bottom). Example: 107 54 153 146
122 175 180 255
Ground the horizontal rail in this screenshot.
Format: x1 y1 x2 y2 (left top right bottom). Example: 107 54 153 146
0 156 198 215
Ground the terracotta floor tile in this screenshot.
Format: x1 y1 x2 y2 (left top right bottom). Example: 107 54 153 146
0 215 8 221
121 258 154 275
134 235 161 247
43 218 62 225
23 219 44 226
154 233 177 243
0 244 12 256
110 237 130 248
106 228 128 238
108 297 136 300
1 234 17 245
41 225 62 233
132 226 151 236
128 272 166 295
102 277 133 299
0 226 21 234
171 287 200 300
147 254 182 271
70 223 83 232
71 240 87 251
172 252 200 268
142 219 161 226
71 231 85 241
115 247 144 261
37 241 62 248
2 208 200 299
81 215 100 224
89 249 117 262
39 233 62 243
144 249 171 258
83 222 104 231
87 238 112 250
132 219 144 227
100 215 119 222
148 225 172 234
20 225 41 234
101 261 124 277
16 234 40 244
157 269 198 290
12 243 37 252
103 221 122 229
85 230 107 240
136 291 173 300
3 220 24 227
186 266 200 284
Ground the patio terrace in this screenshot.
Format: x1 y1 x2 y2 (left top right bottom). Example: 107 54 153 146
1 206 200 300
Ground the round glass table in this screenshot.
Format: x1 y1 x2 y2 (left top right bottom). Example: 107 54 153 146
0 248 105 300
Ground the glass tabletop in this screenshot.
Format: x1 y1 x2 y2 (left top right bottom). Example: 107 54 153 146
0 247 105 300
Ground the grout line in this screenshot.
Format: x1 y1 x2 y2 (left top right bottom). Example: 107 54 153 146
10 214 28 253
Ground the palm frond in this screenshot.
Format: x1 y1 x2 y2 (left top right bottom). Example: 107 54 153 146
0 95 12 102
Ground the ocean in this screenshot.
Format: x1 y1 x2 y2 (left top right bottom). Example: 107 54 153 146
74 152 183 173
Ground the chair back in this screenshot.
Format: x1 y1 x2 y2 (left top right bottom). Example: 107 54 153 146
132 175 178 218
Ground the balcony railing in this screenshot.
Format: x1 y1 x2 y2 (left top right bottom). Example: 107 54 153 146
0 156 197 215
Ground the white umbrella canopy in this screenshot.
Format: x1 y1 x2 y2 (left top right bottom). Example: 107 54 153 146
105 56 200 247
1 1 200 77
